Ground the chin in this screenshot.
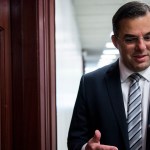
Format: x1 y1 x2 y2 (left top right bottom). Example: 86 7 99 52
135 64 150 72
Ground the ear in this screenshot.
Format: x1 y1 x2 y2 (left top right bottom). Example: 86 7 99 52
111 35 118 49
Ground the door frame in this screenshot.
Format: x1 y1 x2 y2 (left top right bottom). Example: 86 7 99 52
38 0 56 149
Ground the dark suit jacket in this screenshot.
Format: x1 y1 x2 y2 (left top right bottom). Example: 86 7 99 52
67 60 150 150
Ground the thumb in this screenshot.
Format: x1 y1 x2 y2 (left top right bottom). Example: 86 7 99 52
92 130 101 143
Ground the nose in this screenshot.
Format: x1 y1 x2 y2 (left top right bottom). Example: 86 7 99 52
135 37 146 51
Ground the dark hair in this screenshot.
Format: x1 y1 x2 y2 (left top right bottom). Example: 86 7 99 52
112 1 150 36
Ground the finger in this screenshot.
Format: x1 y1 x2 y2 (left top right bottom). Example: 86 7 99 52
92 130 101 143
100 144 118 150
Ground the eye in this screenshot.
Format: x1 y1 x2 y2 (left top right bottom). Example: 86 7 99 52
144 35 150 41
124 37 137 43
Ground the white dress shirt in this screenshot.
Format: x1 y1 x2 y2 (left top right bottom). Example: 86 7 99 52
81 59 150 150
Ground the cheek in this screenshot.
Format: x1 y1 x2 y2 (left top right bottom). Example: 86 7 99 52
119 45 133 56
147 45 150 51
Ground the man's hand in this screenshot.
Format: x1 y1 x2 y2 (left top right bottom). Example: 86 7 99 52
85 130 118 150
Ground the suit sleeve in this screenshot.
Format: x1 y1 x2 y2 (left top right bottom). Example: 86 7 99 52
67 75 93 150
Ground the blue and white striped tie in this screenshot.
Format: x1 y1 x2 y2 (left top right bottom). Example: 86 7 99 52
127 73 142 150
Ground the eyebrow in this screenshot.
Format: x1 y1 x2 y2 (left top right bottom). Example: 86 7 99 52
145 32 150 36
124 34 136 38
124 32 150 38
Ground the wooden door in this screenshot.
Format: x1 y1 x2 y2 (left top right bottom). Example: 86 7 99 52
10 0 56 149
0 0 56 149
0 0 12 149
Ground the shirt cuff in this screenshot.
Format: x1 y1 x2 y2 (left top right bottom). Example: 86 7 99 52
81 143 87 150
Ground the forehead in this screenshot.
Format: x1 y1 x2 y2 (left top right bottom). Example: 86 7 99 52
118 13 150 36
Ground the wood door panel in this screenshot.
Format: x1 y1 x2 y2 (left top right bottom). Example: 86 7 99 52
0 0 56 149
0 27 5 150
0 0 12 149
0 0 12 147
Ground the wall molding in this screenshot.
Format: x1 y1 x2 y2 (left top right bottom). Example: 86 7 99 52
38 0 56 149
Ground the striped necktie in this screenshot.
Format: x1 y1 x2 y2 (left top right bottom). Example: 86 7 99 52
127 73 142 150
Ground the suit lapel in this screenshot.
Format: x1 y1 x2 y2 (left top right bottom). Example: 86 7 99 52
105 61 129 150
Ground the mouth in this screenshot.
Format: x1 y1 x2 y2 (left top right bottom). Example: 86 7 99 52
133 54 148 62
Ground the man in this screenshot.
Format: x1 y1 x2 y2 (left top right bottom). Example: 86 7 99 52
67 1 150 150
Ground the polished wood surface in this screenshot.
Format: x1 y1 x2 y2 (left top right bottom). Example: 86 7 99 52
0 0 12 149
11 0 41 148
10 0 56 149
38 0 56 149
0 0 56 149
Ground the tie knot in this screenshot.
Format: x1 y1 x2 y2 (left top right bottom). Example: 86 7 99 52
129 73 141 82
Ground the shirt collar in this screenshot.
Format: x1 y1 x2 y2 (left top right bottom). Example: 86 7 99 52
119 58 150 82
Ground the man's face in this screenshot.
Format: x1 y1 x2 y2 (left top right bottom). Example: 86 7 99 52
112 13 150 72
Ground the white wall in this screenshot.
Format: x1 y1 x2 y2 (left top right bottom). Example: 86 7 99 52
55 0 83 149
